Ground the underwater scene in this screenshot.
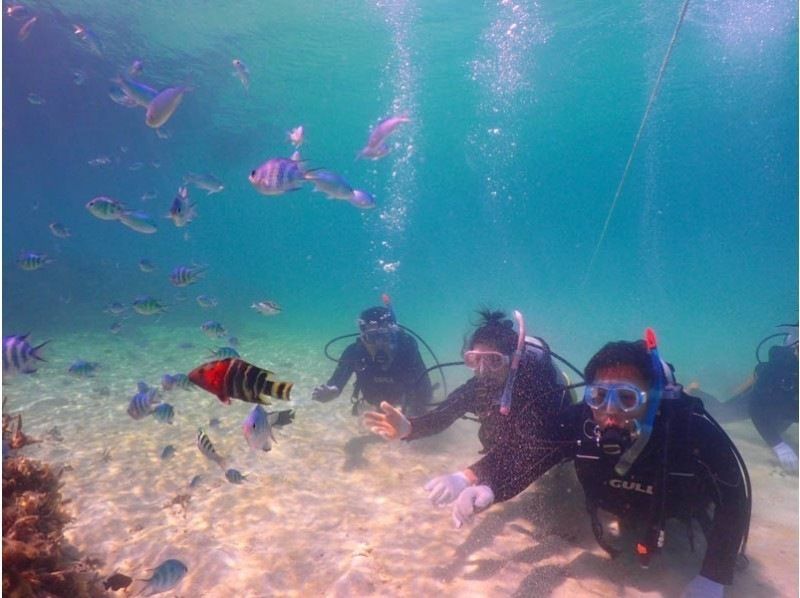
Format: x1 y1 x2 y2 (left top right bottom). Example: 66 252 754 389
2 0 797 596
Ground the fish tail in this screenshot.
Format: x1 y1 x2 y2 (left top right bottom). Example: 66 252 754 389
260 380 293 402
32 340 50 361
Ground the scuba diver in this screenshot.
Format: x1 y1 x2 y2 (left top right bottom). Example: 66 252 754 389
691 324 798 474
364 308 574 506
312 304 433 417
449 333 751 598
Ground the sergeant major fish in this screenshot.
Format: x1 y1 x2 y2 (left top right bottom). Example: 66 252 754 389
138 559 188 596
132 296 167 316
210 346 240 359
167 186 197 227
251 300 281 316
162 373 194 391
225 468 246 484
86 196 125 220
68 359 99 377
17 251 52 271
2 334 49 376
188 358 293 406
169 264 206 287
127 382 160 419
201 320 226 338
196 428 225 468
153 403 175 424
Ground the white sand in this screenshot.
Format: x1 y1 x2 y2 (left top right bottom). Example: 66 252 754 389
4 328 797 597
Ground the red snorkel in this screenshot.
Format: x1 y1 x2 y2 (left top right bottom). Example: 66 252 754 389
499 310 526 415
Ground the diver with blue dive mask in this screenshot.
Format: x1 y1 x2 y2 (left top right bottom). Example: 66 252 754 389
449 331 751 598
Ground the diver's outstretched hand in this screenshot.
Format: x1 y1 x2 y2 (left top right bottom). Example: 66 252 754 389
452 485 495 529
363 401 411 440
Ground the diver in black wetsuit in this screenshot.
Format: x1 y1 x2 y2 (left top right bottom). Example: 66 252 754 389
311 306 433 417
364 309 571 506
449 336 751 598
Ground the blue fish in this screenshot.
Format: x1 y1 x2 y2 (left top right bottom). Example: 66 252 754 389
133 296 167 316
201 321 226 338
2 334 49 376
210 346 240 359
17 251 52 271
161 373 193 391
169 264 205 287
160 445 176 460
167 187 197 228
68 359 99 377
139 558 187 595
153 403 175 424
127 382 159 420
225 468 247 484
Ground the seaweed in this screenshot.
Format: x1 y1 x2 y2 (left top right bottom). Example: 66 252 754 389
2 405 106 596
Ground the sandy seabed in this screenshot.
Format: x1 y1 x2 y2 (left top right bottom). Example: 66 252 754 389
3 327 797 597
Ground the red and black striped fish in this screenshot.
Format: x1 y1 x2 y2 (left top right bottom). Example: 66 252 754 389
188 358 292 405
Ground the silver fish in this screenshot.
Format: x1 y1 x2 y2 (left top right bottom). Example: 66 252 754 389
232 59 250 91
145 86 190 128
26 92 45 105
183 173 224 195
201 321 226 338
2 334 49 376
225 468 246 484
112 74 157 108
132 296 167 316
153 403 175 424
167 187 197 227
119 210 157 234
17 251 52 271
303 169 354 200
196 428 225 468
196 295 218 309
104 301 127 315
86 196 125 220
49 222 71 238
109 321 123 334
251 300 281 316
127 382 160 420
139 559 187 596
138 258 156 272
242 405 294 452
249 158 306 196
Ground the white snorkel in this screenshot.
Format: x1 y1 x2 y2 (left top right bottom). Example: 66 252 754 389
499 309 526 415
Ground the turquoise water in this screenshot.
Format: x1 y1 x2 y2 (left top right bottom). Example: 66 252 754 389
2 1 798 595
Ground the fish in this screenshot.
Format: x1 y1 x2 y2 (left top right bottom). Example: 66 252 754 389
128 161 145 171
138 258 156 272
129 59 144 76
196 295 218 309
188 358 293 406
119 210 157 234
289 125 304 147
109 87 138 108
132 296 167 316
210 346 240 359
169 264 206 287
242 405 295 452
196 428 225 468
161 373 193 391
88 155 113 166
17 251 52 271
248 158 307 196
356 142 390 161
209 417 221 429
251 300 281 316
141 190 158 202
349 189 376 210
167 187 197 227
139 558 187 596
232 59 250 91
17 15 37 41
183 172 224 195
49 222 71 238
359 114 410 158
155 127 171 139
225 468 246 484
26 92 45 105
127 382 160 420
303 170 354 200
103 572 133 591
6 4 32 20
145 86 190 128
189 474 203 488
68 359 99 377
160 445 176 460
72 69 86 85
111 74 158 108
201 321 226 338
109 321 123 334
86 196 125 220
153 403 175 424
104 301 127 315
73 24 103 55
228 336 240 347
2 334 49 376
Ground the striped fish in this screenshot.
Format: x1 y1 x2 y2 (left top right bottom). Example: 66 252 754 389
132 296 167 316
169 264 205 287
139 559 188 596
248 158 306 196
2 334 49 376
225 468 246 484
196 428 225 468
17 251 52 271
153 403 175 424
188 358 293 406
161 373 194 391
68 359 99 377
201 320 226 338
85 196 125 220
210 346 240 359
127 382 160 420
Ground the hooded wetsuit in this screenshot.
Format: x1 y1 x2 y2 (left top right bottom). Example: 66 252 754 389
469 393 750 586
404 338 569 456
748 344 798 447
326 331 433 417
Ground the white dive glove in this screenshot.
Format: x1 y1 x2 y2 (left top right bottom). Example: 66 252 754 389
424 471 473 506
681 574 724 598
311 384 339 402
362 401 411 440
772 441 798 474
452 485 495 529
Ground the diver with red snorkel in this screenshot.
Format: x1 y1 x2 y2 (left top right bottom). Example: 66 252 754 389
448 330 751 598
364 308 579 506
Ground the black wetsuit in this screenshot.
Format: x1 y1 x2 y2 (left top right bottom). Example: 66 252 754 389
405 338 569 456
471 394 750 586
748 345 798 447
326 332 433 417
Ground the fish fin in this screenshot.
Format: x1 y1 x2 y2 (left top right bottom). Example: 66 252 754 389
137 381 149 392
31 340 50 361
217 393 231 405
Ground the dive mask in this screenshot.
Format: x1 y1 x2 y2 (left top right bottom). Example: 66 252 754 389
584 383 647 413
